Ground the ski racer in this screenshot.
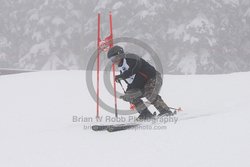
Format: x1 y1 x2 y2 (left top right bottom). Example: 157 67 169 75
107 45 174 120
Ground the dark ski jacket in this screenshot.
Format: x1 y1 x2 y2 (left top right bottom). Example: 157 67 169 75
117 53 156 90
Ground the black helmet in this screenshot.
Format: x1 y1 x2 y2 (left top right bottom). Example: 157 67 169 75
107 45 124 59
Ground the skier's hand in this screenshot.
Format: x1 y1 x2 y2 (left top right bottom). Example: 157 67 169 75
119 89 143 102
120 94 135 102
115 75 123 83
120 95 131 102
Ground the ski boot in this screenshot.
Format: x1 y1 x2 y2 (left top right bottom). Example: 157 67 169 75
136 108 155 121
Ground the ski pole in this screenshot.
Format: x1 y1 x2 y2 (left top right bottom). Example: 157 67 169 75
117 79 126 93
117 80 135 110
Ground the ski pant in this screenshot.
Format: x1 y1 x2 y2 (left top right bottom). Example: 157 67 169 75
129 71 169 114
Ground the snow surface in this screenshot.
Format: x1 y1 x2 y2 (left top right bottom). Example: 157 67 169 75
0 71 250 167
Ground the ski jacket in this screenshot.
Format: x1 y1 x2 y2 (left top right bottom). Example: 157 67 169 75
117 53 156 90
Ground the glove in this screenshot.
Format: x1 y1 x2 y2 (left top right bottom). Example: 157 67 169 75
120 94 135 102
119 89 143 102
115 75 123 83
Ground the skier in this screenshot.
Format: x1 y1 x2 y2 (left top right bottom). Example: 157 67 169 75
107 45 174 120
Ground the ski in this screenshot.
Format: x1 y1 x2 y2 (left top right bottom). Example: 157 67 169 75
91 108 180 132
91 107 181 132
91 123 140 132
107 123 140 132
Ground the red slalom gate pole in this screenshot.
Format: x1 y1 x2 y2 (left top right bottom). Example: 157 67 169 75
96 12 118 118
109 12 118 118
96 13 101 119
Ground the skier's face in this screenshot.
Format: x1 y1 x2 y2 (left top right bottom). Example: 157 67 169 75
111 56 121 65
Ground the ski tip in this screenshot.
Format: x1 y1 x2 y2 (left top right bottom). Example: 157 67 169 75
91 125 100 131
91 125 109 131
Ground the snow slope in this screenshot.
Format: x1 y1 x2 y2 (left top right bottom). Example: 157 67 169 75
0 71 250 167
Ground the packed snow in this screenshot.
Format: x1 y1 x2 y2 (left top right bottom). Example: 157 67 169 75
0 70 250 167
